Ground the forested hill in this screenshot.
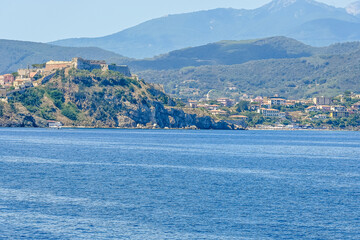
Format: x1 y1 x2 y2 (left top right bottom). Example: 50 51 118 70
127 37 314 71
126 37 360 71
137 48 360 100
0 69 234 129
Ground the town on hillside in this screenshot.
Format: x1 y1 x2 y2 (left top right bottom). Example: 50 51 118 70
186 94 360 130
0 57 359 130
0 57 132 100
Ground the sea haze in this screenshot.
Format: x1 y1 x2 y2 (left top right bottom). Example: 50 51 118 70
0 129 359 239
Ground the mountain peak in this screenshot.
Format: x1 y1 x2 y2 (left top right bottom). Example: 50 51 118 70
264 0 329 12
268 0 310 7
270 0 298 7
346 1 360 16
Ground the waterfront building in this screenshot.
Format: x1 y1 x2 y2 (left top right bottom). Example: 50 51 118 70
48 121 62 128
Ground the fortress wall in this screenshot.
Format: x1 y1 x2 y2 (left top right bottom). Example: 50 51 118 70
108 65 131 77
45 61 73 71
75 58 102 71
44 58 131 77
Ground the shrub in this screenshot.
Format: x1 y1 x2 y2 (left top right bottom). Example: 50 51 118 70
0 102 4 117
15 88 45 112
61 103 79 120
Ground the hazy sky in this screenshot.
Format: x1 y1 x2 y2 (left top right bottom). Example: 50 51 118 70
0 0 356 42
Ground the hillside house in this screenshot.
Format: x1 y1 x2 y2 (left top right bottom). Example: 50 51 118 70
1 74 14 85
258 108 280 117
217 98 234 107
317 105 331 111
187 100 198 108
210 110 227 115
197 104 220 110
17 68 43 78
331 105 347 112
13 78 32 89
268 98 286 106
252 96 263 104
305 106 319 112
279 112 286 118
284 101 296 107
330 111 349 118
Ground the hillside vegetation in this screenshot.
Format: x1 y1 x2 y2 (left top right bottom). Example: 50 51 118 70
127 37 315 71
137 49 360 99
127 37 360 71
0 69 234 129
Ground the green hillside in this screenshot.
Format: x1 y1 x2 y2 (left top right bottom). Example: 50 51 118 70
126 36 360 71
2 37 360 101
137 50 360 100
0 69 234 129
127 37 315 71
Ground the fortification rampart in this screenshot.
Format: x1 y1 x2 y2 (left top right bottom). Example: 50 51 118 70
43 58 131 76
108 65 131 77
45 60 74 71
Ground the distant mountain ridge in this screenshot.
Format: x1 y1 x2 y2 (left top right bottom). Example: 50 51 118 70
0 39 130 74
127 36 360 99
50 0 360 58
125 36 360 71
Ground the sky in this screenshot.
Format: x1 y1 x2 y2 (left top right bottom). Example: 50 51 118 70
0 0 356 42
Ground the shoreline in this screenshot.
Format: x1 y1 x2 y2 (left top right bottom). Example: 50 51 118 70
0 126 358 132
248 127 358 131
47 126 358 131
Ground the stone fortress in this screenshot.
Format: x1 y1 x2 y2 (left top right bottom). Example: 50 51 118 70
45 57 131 77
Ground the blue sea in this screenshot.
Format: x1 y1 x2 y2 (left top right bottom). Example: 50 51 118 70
0 128 359 239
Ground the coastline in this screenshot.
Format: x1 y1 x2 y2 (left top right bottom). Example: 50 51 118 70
247 127 359 131
40 125 359 131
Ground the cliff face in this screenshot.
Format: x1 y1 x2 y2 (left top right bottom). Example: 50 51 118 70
1 69 236 129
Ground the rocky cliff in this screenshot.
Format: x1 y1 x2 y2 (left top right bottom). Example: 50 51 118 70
0 69 238 130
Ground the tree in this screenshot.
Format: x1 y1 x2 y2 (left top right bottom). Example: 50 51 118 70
344 90 351 96
11 72 19 78
32 63 46 69
235 101 250 112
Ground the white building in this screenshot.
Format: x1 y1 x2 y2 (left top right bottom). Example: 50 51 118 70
258 108 280 117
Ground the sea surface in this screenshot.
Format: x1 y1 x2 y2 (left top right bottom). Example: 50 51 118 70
0 128 359 239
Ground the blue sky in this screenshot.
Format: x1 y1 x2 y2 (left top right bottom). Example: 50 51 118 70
0 0 355 42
